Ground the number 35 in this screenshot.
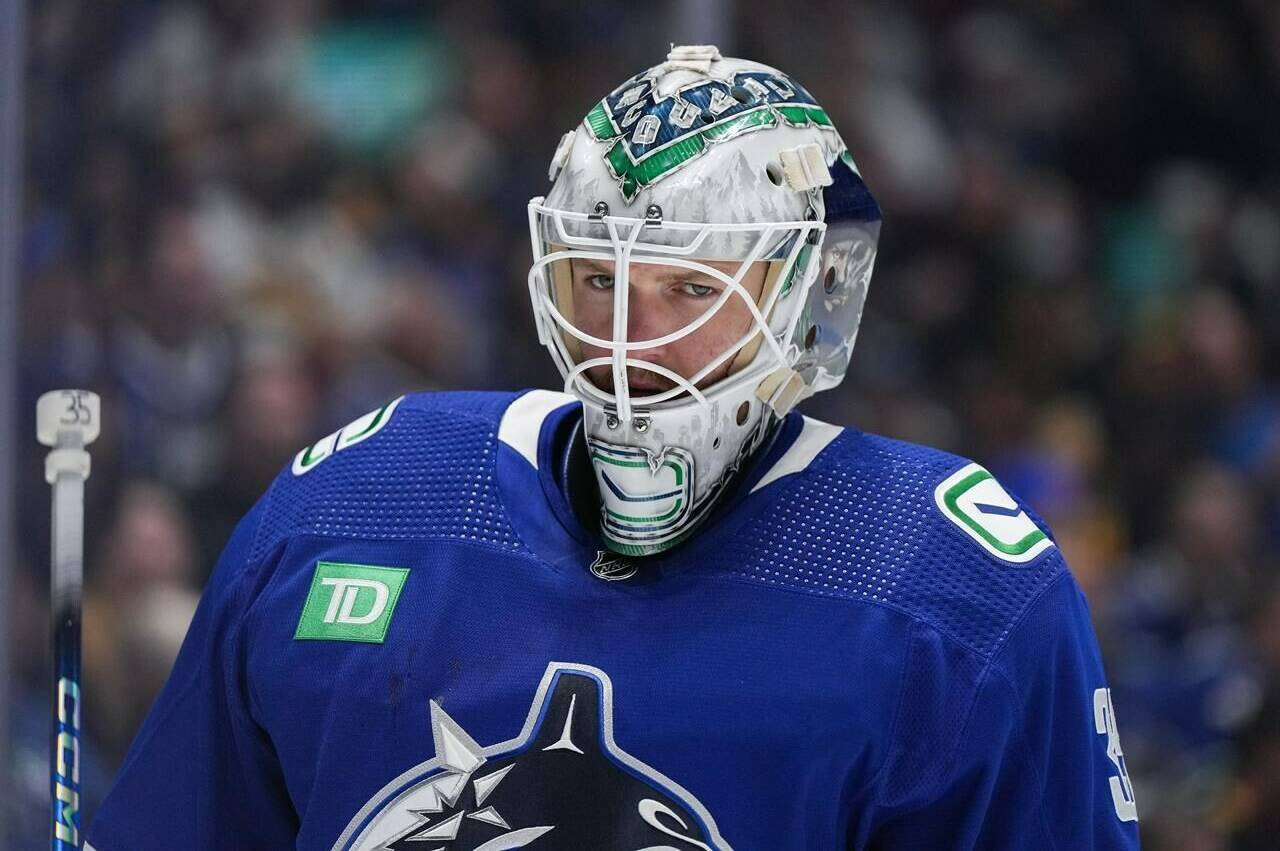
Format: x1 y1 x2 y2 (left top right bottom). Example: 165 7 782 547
1094 688 1138 822
61 390 93 426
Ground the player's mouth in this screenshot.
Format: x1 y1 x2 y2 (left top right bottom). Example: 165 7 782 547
626 379 672 395
588 367 678 396
588 365 720 400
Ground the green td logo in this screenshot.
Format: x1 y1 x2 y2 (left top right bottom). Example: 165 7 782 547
295 562 409 643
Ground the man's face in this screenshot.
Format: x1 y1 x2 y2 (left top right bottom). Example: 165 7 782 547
570 257 769 395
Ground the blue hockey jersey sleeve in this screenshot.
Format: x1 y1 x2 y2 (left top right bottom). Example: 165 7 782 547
866 568 1141 850
86 497 298 849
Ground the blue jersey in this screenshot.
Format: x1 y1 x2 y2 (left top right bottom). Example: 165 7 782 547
87 390 1140 850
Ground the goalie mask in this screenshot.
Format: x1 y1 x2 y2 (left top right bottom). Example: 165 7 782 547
528 45 881 556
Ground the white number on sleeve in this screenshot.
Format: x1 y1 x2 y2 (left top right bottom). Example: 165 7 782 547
1093 688 1138 822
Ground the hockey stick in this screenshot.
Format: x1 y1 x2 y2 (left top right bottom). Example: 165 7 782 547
37 389 100 850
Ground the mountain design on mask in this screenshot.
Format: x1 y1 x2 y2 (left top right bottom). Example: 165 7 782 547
335 663 732 851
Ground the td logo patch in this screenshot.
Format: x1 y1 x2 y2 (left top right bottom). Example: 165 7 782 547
934 463 1054 564
295 562 409 643
334 663 732 850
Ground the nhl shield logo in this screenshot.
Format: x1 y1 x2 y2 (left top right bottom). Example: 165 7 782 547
333 663 732 850
589 550 638 581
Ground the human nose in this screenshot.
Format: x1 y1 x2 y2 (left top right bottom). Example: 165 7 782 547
624 286 674 356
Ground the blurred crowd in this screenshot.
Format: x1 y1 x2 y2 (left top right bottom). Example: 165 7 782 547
6 0 1280 848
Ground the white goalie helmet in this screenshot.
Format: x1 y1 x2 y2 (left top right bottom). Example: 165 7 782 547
528 45 882 556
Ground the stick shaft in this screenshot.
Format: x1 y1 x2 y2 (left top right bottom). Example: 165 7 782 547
51 470 84 610
36 390 98 850
50 466 84 850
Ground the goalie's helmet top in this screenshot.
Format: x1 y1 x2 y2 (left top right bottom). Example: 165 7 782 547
527 45 882 556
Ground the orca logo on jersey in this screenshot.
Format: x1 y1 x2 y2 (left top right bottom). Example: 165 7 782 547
333 663 732 850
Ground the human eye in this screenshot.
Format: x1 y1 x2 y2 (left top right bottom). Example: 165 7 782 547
586 274 614 290
679 282 716 298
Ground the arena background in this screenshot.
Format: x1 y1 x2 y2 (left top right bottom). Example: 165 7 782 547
3 1 1279 848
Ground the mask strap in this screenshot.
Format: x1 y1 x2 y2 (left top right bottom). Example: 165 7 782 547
756 367 810 417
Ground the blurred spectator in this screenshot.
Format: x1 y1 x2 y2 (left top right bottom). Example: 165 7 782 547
187 340 319 572
1229 582 1280 848
107 203 236 492
83 481 202 769
1107 464 1267 846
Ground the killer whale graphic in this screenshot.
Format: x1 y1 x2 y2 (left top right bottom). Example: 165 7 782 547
334 662 733 850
